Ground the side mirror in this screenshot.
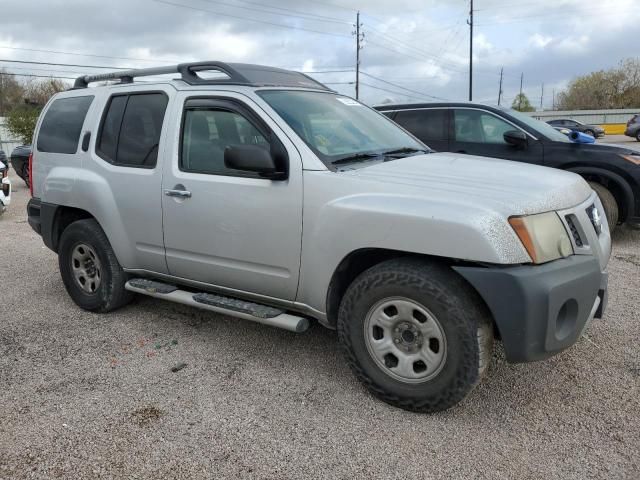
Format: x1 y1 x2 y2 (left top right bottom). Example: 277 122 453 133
503 130 528 149
224 145 286 179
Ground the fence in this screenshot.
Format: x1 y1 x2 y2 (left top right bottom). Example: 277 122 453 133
524 109 638 135
0 117 22 155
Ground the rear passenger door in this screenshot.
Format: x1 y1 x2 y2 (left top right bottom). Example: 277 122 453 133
450 108 544 165
82 87 171 273
160 93 303 302
392 108 450 151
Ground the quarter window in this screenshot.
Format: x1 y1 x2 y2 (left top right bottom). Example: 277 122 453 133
37 96 94 154
454 109 514 144
96 93 168 167
181 108 269 176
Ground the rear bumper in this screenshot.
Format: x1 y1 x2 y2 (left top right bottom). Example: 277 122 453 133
454 255 607 363
0 177 10 208
624 127 638 137
27 197 42 235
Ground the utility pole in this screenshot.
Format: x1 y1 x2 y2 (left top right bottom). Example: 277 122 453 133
497 67 503 106
540 83 544 110
552 89 556 110
518 72 523 110
467 0 473 101
353 11 364 100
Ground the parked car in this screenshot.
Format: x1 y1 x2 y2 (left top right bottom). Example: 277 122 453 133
376 103 640 230
625 114 640 141
10 145 31 187
546 119 605 138
28 62 610 413
0 161 11 215
0 149 8 169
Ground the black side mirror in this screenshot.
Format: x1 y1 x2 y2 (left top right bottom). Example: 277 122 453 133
224 145 286 180
503 130 528 149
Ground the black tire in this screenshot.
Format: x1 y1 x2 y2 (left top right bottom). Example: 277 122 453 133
636 131 640 142
584 129 595 137
58 219 132 312
20 162 30 188
588 182 619 232
337 258 493 413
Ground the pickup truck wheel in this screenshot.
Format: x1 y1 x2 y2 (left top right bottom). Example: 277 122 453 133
58 219 132 312
337 258 493 413
588 182 618 231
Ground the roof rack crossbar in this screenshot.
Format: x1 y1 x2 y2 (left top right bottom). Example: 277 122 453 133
73 61 331 91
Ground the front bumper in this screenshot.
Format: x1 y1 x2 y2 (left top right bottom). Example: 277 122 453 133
454 255 607 363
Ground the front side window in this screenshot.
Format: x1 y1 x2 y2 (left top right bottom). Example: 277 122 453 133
96 92 168 167
454 109 514 144
37 96 94 154
181 107 269 176
258 90 426 168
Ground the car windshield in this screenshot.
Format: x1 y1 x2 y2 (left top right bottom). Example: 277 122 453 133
258 90 428 167
500 107 572 143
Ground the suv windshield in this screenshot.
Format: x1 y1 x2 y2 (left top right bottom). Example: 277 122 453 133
500 107 571 143
258 90 428 167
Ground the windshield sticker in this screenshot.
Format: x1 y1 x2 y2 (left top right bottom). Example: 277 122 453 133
336 97 362 106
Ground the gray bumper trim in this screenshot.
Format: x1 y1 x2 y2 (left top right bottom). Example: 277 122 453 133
454 255 607 363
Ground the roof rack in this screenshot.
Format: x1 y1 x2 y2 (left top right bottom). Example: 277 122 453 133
73 61 331 91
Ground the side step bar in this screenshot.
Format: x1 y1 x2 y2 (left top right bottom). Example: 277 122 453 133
125 278 310 333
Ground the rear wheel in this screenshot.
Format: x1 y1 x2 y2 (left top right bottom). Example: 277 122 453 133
588 182 619 232
636 131 640 142
59 219 132 312
337 258 493 413
21 163 30 188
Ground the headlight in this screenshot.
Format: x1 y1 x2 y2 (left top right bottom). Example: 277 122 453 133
509 212 573 264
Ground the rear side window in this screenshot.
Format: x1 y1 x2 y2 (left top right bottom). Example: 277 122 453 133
37 96 94 154
96 93 168 168
395 109 448 142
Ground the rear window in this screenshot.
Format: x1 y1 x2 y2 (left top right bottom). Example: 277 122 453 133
96 93 168 168
395 109 448 142
37 96 94 154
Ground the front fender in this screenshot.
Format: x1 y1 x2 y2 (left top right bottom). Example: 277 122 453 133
296 192 530 315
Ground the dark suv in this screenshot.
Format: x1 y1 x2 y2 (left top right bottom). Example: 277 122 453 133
625 114 640 141
546 119 605 138
376 103 640 230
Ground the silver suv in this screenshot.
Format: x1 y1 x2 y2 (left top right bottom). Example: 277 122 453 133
27 62 610 412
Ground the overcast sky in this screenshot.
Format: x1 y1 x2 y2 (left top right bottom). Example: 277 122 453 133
0 0 638 108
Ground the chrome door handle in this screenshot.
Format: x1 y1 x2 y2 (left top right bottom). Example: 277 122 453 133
164 189 192 198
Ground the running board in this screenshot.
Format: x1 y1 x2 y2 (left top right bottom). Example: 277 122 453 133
125 278 310 333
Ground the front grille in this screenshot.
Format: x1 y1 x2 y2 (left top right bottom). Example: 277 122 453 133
565 215 583 247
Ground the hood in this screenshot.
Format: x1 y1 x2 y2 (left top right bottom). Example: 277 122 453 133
341 152 592 217
588 142 640 154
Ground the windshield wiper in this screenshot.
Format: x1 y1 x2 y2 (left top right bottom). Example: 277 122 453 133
331 152 384 165
381 147 430 157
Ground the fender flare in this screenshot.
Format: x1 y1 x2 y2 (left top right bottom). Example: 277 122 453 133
566 166 634 220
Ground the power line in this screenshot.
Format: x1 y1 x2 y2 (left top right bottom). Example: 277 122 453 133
0 58 133 70
152 0 351 38
0 45 179 63
359 82 434 102
0 72 74 80
198 0 350 25
359 71 448 100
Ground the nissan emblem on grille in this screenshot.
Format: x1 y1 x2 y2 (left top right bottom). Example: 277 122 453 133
587 205 603 235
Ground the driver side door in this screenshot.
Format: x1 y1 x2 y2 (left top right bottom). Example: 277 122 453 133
449 108 544 165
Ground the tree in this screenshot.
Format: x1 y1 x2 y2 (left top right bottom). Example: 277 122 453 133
3 77 68 144
511 93 535 112
0 71 25 115
557 58 640 110
6 105 40 144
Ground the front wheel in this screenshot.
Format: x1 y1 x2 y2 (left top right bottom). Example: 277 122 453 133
588 182 619 232
337 258 493 413
59 219 132 312
584 129 595 137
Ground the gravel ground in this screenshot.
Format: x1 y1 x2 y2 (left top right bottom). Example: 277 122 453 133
0 172 638 479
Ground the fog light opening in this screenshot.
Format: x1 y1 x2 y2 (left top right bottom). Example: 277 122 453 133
556 299 579 341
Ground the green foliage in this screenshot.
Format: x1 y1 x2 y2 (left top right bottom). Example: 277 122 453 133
6 105 41 144
511 93 535 112
557 58 640 110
